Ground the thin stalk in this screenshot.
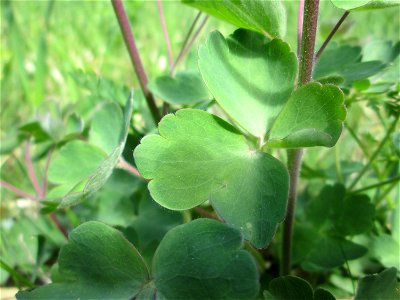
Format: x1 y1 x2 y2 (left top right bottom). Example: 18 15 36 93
281 0 320 276
156 0 173 69
315 11 350 60
297 0 304 57
117 157 144 179
348 116 399 191
349 176 400 195
111 0 161 124
375 180 399 206
24 140 43 197
0 180 36 200
170 11 202 76
42 146 54 197
179 15 208 68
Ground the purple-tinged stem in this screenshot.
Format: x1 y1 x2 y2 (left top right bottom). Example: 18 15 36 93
0 180 36 201
25 140 43 197
170 11 203 76
281 0 320 276
111 0 161 123
297 0 304 58
157 0 174 69
118 157 145 179
315 11 350 60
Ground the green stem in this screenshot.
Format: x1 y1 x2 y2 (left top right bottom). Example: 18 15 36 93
348 116 399 191
349 176 400 195
375 180 399 206
281 0 320 276
111 0 161 124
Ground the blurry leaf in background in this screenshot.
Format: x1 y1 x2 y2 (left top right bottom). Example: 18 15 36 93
198 29 297 137
355 267 400 299
134 109 289 248
314 44 386 86
369 234 400 269
268 83 346 148
16 221 150 300
153 219 259 300
148 70 212 105
264 275 335 300
331 0 400 10
45 94 133 208
183 0 287 37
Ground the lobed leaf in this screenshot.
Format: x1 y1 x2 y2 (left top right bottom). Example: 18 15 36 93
16 221 150 300
330 0 400 10
134 109 289 248
198 29 297 138
268 83 346 148
182 0 287 37
153 218 259 299
355 267 400 299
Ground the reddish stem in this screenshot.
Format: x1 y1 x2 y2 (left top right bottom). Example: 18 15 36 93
24 140 44 197
42 147 54 197
117 157 144 179
297 0 304 58
156 0 173 68
0 180 36 200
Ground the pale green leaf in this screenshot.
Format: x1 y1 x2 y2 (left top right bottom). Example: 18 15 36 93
331 0 400 10
183 0 287 37
268 83 346 148
134 109 289 248
198 29 297 137
153 219 259 299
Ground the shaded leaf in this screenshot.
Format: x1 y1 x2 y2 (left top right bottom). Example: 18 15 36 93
153 219 259 299
148 70 212 105
134 109 289 248
355 267 399 300
268 83 346 148
183 0 287 37
198 29 297 137
16 221 150 300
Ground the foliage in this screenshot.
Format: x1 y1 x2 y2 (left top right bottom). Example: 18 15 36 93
1 0 399 299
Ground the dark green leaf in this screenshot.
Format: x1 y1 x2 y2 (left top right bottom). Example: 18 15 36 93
153 219 259 299
198 29 297 137
264 276 335 300
183 0 287 37
148 70 212 105
134 109 289 248
355 267 399 300
268 83 346 148
16 221 150 300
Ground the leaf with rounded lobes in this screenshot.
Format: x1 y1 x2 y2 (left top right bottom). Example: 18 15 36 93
153 219 259 300
268 83 346 148
331 0 400 10
148 70 212 105
134 109 289 248
198 29 297 138
355 267 400 300
302 236 367 272
264 276 335 300
16 221 150 300
182 0 287 37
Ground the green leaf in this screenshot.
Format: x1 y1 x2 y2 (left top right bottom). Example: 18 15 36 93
48 94 133 208
16 221 150 300
330 0 400 10
369 234 400 269
264 276 335 300
89 102 124 154
153 219 259 299
314 44 386 85
268 83 346 148
48 141 106 184
302 237 367 272
148 70 212 105
355 267 400 300
134 109 289 248
182 0 287 37
198 29 297 137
